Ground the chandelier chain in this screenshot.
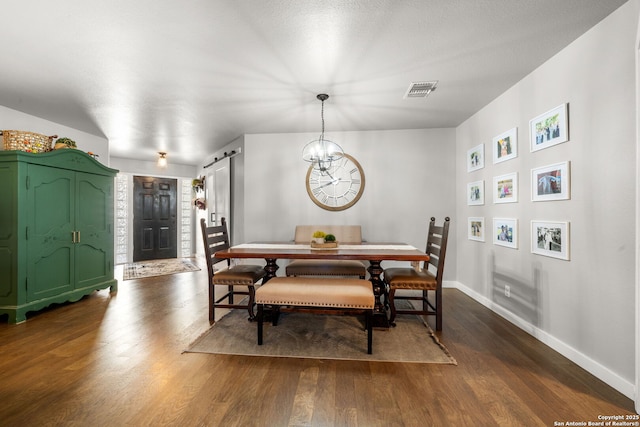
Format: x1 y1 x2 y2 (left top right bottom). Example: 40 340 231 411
320 98 325 142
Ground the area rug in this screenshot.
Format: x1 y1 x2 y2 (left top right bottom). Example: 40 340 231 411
123 258 201 280
185 303 456 364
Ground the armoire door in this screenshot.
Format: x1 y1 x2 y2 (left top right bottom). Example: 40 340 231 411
75 172 114 289
133 176 177 261
26 164 75 301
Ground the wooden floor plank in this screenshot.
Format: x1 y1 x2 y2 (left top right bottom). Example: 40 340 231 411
0 264 635 425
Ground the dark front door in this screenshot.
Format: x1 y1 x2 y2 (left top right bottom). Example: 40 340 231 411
133 176 177 261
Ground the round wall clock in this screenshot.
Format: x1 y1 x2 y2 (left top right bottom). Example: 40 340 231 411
305 153 365 211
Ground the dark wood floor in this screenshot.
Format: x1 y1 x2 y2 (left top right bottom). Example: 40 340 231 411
0 265 635 426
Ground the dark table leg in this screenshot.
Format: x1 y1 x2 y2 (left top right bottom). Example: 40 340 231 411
263 258 279 283
260 258 280 322
367 260 390 329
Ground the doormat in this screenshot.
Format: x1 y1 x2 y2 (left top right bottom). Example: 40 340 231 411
123 258 201 280
185 302 456 364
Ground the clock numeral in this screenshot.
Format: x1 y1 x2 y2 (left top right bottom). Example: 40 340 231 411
351 179 360 185
312 187 323 196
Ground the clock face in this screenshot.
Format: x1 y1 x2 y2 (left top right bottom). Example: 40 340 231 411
306 153 365 211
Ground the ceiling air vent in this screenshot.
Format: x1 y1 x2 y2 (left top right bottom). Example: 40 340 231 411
404 81 438 99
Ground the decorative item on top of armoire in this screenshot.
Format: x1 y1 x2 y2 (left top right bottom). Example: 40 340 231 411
1 130 58 153
53 137 77 150
0 149 118 323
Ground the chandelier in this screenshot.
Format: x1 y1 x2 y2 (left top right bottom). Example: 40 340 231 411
302 94 344 173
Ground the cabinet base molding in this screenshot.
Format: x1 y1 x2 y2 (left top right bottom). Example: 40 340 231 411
0 280 117 323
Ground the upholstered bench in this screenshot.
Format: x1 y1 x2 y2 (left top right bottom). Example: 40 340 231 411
255 277 375 354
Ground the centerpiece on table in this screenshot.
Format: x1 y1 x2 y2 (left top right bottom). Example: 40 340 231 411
310 231 339 249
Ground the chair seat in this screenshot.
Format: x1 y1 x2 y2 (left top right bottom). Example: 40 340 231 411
384 268 437 290
213 265 267 285
286 259 366 277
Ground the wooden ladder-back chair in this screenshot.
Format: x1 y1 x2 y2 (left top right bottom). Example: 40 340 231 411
383 217 450 330
200 218 266 323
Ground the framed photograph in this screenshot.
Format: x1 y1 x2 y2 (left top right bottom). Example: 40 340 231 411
468 217 485 242
530 103 569 152
531 221 570 260
467 180 484 205
467 144 485 172
493 172 518 204
531 161 570 201
492 127 518 164
493 218 518 249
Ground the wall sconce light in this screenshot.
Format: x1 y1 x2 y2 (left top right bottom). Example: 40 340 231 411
158 152 167 168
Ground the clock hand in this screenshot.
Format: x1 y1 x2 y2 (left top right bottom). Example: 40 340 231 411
318 178 340 189
320 168 336 181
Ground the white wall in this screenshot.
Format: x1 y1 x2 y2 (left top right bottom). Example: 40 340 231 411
110 156 197 178
456 0 637 396
0 105 111 166
636 0 640 412
241 128 457 275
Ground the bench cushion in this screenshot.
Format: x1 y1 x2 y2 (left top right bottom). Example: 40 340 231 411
255 277 374 309
285 259 366 277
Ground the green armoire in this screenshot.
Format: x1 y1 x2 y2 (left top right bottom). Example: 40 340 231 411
0 149 118 323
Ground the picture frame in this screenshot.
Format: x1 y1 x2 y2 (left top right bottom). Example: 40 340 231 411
467 180 485 205
468 217 485 242
531 161 570 202
529 103 569 152
492 127 518 164
493 218 518 249
531 221 570 260
467 144 485 172
493 172 518 204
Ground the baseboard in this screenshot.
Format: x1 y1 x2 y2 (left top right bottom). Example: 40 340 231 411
444 281 635 400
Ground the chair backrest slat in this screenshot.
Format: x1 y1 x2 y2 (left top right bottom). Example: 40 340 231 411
200 217 232 276
424 217 450 282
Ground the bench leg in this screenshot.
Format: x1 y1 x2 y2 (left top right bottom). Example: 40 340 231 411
366 310 373 354
257 304 264 345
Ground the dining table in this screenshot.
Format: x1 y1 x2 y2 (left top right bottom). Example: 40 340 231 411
214 242 430 327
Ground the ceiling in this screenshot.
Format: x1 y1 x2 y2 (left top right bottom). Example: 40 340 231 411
0 0 627 166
